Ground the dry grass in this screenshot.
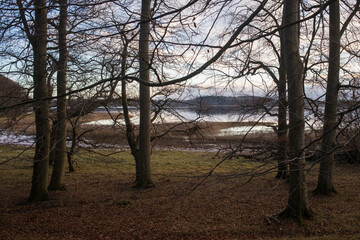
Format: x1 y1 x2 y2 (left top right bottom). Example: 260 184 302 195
1 147 360 240
1 113 360 239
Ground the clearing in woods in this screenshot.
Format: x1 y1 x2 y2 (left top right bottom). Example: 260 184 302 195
0 147 360 239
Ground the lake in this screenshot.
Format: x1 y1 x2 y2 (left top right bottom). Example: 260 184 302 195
85 107 284 135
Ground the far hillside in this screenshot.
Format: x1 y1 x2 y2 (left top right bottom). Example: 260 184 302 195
0 74 28 119
162 95 277 115
185 95 275 107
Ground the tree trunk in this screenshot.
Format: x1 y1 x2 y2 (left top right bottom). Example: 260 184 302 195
67 120 77 172
313 0 340 196
49 120 57 166
275 29 288 179
49 0 68 191
120 38 141 184
136 0 154 188
122 77 141 184
279 0 312 222
28 0 50 202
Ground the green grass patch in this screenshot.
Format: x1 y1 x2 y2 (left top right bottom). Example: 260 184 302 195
72 148 257 176
1 145 360 240
1 145 257 179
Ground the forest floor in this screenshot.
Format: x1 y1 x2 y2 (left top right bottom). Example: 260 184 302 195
1 147 360 240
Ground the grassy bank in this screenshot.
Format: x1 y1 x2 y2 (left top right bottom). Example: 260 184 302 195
1 146 360 239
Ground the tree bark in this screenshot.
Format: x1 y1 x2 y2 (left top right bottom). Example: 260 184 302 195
136 0 154 188
120 38 141 182
49 120 57 166
275 29 288 179
67 119 77 172
313 0 340 196
49 0 68 191
28 0 50 202
279 0 312 222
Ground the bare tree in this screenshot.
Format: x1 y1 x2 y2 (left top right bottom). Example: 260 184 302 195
136 0 154 188
17 0 51 202
313 0 360 195
278 0 312 222
242 2 288 179
313 0 340 195
275 30 288 179
48 0 69 191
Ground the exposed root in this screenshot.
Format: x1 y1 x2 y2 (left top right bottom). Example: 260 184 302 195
28 190 50 202
132 181 155 189
277 207 314 224
275 171 288 180
313 185 338 196
48 184 67 191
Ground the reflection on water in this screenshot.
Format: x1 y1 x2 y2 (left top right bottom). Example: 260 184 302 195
86 108 277 124
86 107 323 136
218 125 275 136
85 108 279 135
